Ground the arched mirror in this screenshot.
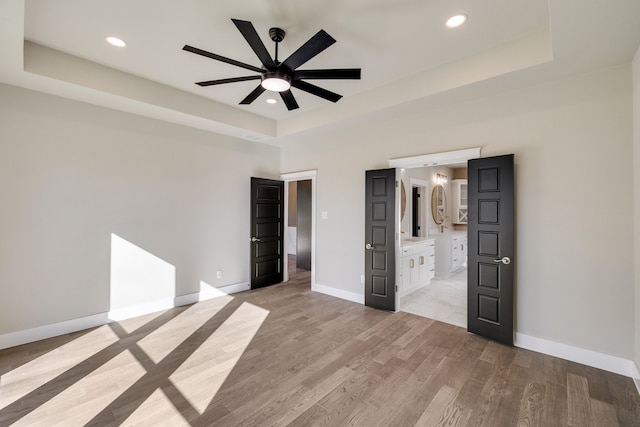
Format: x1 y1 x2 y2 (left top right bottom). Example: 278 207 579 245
431 184 446 224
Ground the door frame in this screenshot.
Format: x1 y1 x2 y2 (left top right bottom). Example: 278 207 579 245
389 148 481 317
281 170 317 285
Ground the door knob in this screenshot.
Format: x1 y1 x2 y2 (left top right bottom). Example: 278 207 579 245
251 237 261 243
365 243 374 250
493 256 511 265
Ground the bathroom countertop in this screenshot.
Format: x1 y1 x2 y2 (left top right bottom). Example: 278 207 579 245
400 236 435 246
428 229 467 237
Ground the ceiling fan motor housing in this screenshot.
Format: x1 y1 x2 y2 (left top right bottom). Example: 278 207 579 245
269 27 285 43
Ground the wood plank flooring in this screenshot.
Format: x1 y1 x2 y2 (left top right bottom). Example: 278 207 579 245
1 262 639 426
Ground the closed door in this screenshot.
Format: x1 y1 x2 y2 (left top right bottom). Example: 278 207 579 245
250 177 284 289
364 168 397 311
467 155 515 345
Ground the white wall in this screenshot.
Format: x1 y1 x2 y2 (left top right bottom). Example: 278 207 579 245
281 64 635 360
0 83 280 334
633 47 640 372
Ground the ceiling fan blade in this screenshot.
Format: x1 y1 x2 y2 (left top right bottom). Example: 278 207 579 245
281 30 336 71
239 84 267 105
183 45 263 73
294 68 361 80
292 80 342 103
279 90 300 111
196 75 261 87
232 19 276 70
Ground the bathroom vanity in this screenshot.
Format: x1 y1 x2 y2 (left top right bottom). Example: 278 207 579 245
399 237 436 296
431 231 467 277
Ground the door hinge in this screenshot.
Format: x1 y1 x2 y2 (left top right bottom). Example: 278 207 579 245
395 285 398 292
395 180 398 188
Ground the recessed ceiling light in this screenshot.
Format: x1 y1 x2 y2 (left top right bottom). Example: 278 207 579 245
446 14 467 28
266 98 277 104
106 36 127 47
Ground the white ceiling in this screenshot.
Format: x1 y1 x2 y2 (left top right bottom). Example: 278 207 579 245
2 0 640 143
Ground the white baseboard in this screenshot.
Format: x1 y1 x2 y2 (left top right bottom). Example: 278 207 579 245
0 282 250 351
515 333 640 379
0 313 110 350
312 282 364 305
197 282 251 302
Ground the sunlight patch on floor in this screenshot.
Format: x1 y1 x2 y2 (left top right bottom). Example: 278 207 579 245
137 294 233 365
12 349 145 426
169 302 269 414
122 388 189 426
115 309 168 335
0 325 119 410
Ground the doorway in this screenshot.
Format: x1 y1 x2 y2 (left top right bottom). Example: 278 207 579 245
389 148 480 328
281 170 317 285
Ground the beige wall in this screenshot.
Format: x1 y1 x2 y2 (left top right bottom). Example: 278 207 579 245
281 64 634 360
0 83 280 334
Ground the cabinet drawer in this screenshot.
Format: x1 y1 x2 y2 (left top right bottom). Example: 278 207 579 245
402 246 413 256
414 242 428 253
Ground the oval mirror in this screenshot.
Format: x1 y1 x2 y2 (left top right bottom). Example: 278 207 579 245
431 184 446 225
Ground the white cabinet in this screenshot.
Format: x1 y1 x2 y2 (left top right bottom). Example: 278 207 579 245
452 179 468 224
400 238 435 296
451 233 467 271
433 232 467 277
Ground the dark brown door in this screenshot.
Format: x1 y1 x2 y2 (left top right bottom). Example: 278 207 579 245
250 177 284 289
467 154 515 345
364 168 397 311
296 179 312 270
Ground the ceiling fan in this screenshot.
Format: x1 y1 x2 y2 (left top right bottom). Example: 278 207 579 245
182 18 361 111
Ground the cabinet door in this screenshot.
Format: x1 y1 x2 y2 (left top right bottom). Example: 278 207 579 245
417 253 428 285
401 249 412 295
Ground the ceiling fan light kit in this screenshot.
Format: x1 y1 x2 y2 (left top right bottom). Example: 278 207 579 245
261 71 291 92
182 18 361 110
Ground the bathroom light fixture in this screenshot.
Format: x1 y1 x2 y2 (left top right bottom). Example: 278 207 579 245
435 173 448 185
261 72 291 92
266 98 277 104
446 14 468 28
106 36 127 47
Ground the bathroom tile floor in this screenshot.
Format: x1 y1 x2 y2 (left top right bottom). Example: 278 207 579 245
400 268 467 328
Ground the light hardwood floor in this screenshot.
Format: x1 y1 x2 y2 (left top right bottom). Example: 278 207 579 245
1 262 639 426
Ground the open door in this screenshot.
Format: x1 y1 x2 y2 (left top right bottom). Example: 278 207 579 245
467 154 515 345
250 177 284 289
364 168 397 311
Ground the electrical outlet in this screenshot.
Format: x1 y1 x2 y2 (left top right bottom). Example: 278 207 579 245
360 275 365 284
216 270 223 279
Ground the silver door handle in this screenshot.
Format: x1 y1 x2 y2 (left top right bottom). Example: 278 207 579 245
493 256 511 265
365 243 374 250
251 237 261 243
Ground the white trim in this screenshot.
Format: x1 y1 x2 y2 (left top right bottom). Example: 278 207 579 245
0 313 109 350
634 378 640 397
200 282 250 300
389 148 481 169
281 170 317 180
280 170 317 287
515 333 640 379
0 282 251 350
312 282 364 305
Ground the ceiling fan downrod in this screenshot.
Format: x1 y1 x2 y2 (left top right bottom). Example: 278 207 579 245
269 27 285 65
